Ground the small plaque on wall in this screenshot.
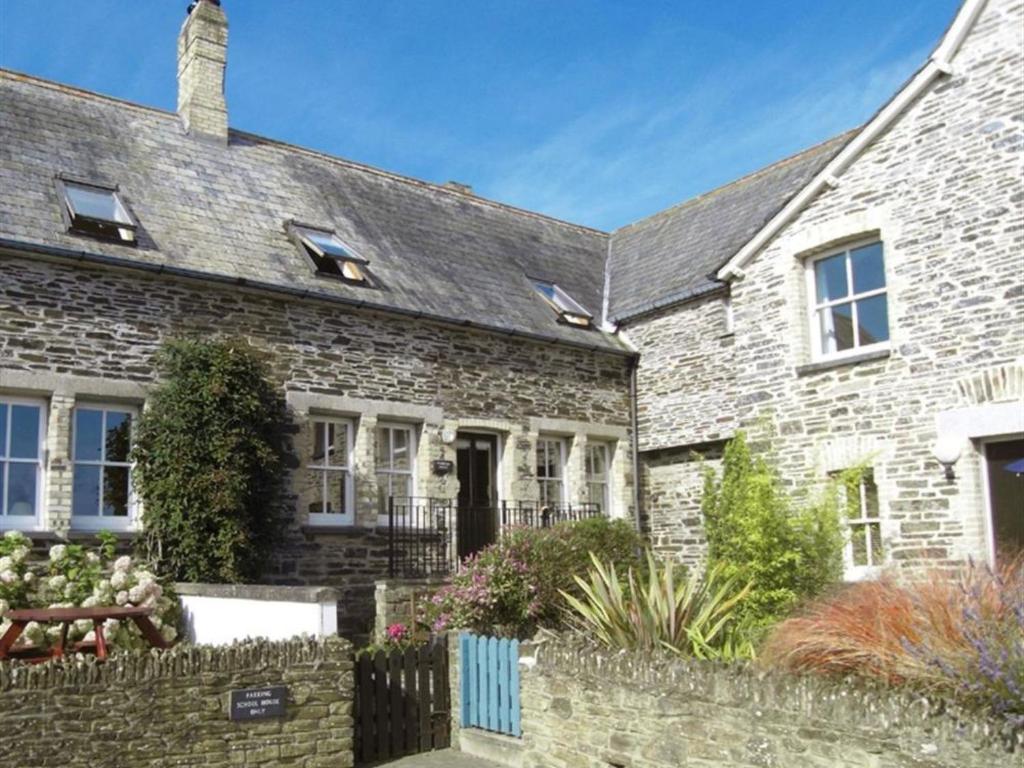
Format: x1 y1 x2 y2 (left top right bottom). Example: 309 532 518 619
432 459 454 476
229 686 287 721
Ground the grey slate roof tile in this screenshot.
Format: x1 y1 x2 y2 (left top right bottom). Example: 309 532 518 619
0 71 623 352
606 131 855 322
0 69 855 344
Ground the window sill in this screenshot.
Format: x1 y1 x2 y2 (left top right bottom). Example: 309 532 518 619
795 348 891 377
299 524 376 536
66 529 137 541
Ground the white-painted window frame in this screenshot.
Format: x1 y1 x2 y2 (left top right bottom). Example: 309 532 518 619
307 416 356 526
805 238 889 362
70 402 139 531
375 421 417 523
536 436 567 506
839 471 884 580
0 396 47 531
584 441 612 514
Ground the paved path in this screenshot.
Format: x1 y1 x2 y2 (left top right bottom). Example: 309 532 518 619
374 749 502 767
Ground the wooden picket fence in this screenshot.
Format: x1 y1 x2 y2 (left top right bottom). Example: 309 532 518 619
354 636 450 764
459 632 521 737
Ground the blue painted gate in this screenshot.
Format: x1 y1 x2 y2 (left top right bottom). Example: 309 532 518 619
459 632 521 737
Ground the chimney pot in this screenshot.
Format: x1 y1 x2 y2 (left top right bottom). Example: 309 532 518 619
177 0 228 141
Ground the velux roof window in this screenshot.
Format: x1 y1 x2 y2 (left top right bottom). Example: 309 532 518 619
57 178 137 244
532 279 593 328
290 223 369 284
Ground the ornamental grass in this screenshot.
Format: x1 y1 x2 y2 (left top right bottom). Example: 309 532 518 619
760 554 1024 725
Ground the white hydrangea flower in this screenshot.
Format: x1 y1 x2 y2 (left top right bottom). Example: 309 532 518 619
0 599 8 616
63 583 76 599
85 551 100 564
48 574 68 591
115 591 129 606
127 585 146 604
160 625 177 643
81 595 100 608
46 624 63 641
0 570 17 585
0 556 13 572
110 571 129 590
148 582 163 600
113 555 132 572
4 530 26 541
73 618 92 634
23 621 44 644
49 544 68 563
10 546 29 564
22 571 35 584
106 619 120 635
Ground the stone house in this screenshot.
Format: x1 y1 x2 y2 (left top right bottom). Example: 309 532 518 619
0 0 1020 628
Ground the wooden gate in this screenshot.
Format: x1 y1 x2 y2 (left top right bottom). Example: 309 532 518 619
459 632 521 737
354 636 450 764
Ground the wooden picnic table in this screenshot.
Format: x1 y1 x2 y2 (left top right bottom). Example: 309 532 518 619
0 605 171 663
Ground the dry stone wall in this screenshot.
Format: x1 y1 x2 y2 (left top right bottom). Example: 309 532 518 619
516 639 1021 768
0 637 354 767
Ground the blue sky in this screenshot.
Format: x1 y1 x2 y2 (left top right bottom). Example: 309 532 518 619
0 0 960 230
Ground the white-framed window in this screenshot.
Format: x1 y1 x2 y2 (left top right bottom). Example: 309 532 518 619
536 437 567 506
0 397 46 530
304 417 355 526
585 442 612 514
839 470 884 578
806 240 889 360
376 422 416 517
57 178 138 244
71 404 137 530
531 279 593 328
288 222 369 283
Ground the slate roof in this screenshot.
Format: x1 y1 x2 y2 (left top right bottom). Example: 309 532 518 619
606 131 855 322
0 69 856 345
0 70 624 354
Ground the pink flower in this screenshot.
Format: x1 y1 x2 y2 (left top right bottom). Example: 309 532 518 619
386 623 409 641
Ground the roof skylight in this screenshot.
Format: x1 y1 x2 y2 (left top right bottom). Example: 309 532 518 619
58 179 137 244
290 223 369 284
532 279 593 328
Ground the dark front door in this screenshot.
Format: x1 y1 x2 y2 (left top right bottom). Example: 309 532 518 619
456 433 497 559
985 438 1024 567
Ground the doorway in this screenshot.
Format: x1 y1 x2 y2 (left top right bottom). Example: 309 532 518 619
455 433 498 559
983 437 1024 567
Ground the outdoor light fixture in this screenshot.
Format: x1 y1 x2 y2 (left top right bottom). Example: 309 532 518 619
932 437 962 480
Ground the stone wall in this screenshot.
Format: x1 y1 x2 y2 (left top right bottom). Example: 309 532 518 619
514 639 1020 768
374 578 447 643
623 0 1024 573
0 253 634 640
0 637 354 767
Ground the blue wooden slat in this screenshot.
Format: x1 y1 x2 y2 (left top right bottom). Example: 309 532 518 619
497 638 510 734
460 632 473 728
487 636 499 731
509 638 521 737
476 635 489 728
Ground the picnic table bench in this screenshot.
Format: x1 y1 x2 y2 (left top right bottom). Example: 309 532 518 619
0 605 171 663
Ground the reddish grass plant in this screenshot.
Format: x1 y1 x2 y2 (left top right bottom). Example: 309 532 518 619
760 554 1024 724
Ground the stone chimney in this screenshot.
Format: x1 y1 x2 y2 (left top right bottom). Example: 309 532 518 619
177 0 228 140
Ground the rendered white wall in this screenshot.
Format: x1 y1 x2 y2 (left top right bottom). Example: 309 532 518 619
179 594 338 646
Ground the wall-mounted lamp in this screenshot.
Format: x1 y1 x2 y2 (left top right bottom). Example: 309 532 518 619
932 437 962 480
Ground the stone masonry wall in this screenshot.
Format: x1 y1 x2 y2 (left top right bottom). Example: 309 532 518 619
624 0 1024 573
0 254 634 640
0 637 354 767
515 639 1020 768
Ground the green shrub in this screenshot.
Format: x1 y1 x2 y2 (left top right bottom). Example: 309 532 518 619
132 338 291 583
701 432 844 631
420 517 643 637
562 550 754 660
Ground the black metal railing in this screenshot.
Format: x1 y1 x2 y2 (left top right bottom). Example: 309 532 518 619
387 497 604 578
